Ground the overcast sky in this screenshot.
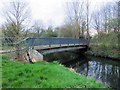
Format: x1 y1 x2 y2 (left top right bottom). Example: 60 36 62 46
0 0 115 27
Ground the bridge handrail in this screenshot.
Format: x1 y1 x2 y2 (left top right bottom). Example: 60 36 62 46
18 37 88 48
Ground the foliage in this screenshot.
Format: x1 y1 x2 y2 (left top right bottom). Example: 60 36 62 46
91 32 118 48
58 23 74 38
22 27 58 38
90 32 119 58
2 55 107 88
40 27 58 37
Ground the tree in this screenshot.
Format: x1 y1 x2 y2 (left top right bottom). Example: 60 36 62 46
99 2 118 33
3 0 30 40
2 23 17 45
65 0 84 38
85 0 90 39
65 0 91 39
40 26 58 37
118 1 120 32
81 21 86 38
58 23 74 38
2 0 31 58
92 11 101 37
32 20 44 37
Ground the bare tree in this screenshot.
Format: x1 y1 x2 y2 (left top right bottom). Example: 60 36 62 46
3 0 31 39
92 11 101 37
101 4 108 33
65 0 84 38
118 1 120 32
85 0 90 39
100 2 118 33
32 20 44 37
2 0 31 58
81 21 86 38
65 0 91 39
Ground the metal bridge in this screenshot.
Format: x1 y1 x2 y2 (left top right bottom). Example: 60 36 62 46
19 37 88 54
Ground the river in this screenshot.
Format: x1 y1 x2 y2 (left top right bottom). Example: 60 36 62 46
44 51 120 89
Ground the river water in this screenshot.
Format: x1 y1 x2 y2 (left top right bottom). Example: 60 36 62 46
44 51 120 89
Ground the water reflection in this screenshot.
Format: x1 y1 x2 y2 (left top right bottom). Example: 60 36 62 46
65 57 120 89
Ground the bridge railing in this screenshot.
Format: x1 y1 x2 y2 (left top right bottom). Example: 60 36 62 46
21 37 88 48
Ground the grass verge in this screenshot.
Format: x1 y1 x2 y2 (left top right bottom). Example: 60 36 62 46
2 55 107 88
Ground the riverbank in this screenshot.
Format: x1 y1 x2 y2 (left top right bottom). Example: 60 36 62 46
88 32 120 61
2 55 107 88
86 50 120 61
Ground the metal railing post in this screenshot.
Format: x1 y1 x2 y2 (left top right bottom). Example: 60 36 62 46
60 40 61 47
49 38 51 47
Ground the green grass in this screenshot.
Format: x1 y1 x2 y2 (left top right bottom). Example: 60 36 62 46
2 55 107 88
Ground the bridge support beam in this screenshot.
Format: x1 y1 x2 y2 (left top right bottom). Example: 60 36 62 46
25 49 43 63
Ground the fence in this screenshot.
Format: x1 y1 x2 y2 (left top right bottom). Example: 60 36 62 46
1 37 26 50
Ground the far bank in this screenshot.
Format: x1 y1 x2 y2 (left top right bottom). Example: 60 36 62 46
87 32 120 61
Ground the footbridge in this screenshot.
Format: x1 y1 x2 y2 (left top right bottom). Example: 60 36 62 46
18 37 88 63
20 37 88 54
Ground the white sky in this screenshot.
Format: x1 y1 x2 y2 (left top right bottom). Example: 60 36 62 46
0 0 115 28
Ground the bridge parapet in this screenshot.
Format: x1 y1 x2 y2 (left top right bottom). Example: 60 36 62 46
22 37 88 48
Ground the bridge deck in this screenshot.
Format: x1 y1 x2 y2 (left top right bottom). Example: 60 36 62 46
33 44 85 50
35 44 87 54
41 46 86 54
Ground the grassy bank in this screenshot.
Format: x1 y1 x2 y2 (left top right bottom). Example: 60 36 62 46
90 32 120 59
2 55 107 88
